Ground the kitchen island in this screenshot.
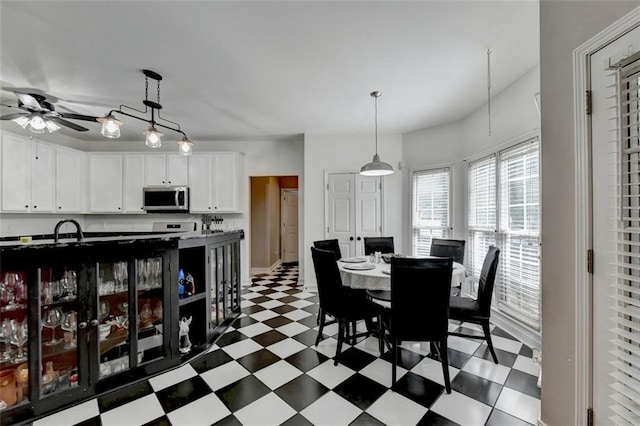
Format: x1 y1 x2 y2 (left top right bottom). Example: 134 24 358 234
0 230 242 424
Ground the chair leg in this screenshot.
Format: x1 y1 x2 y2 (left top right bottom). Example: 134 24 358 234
482 320 499 364
315 309 326 346
439 339 451 394
391 338 398 387
377 314 384 357
317 307 323 325
335 319 346 366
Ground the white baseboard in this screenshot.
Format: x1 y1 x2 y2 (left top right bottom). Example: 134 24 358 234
250 267 271 275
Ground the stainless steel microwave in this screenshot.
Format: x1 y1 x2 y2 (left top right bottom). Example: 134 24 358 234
143 186 189 212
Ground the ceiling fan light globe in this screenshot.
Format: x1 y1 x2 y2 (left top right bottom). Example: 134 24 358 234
28 114 47 133
12 116 30 129
45 120 62 133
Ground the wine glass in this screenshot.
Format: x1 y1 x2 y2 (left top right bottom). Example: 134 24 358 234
113 262 123 293
152 258 162 288
9 319 27 363
137 260 145 290
120 262 128 292
99 300 110 322
0 319 13 361
43 308 62 346
61 311 78 348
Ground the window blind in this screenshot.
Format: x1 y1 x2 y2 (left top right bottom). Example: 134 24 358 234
610 55 640 426
495 140 541 329
468 156 497 283
411 167 450 256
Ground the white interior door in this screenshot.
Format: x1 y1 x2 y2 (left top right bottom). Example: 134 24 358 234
281 189 298 263
591 25 640 424
326 173 382 257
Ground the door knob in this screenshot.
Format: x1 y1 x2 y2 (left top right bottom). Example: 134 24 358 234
349 237 354 241
90 319 99 327
78 321 88 329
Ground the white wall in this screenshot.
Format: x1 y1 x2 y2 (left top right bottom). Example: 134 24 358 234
539 2 639 425
303 133 403 288
402 65 540 254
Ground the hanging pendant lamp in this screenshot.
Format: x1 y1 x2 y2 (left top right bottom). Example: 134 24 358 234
360 91 394 176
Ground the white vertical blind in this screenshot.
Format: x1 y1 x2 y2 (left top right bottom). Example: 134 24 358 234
411 167 450 256
610 55 640 426
468 156 497 280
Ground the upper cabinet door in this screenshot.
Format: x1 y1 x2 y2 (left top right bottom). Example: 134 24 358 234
1 134 31 212
212 153 239 212
188 154 212 213
56 148 83 213
89 155 123 213
123 155 146 213
166 155 188 186
30 142 55 213
144 155 167 186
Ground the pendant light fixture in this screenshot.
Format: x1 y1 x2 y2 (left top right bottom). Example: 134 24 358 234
99 69 195 156
360 91 394 176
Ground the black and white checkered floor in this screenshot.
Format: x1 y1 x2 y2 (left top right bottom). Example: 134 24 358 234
33 265 541 426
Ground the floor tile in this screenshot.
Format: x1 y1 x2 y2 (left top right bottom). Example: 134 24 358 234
215 375 271 412
267 337 307 358
274 374 330 411
474 344 518 368
272 304 298 314
300 391 362 426
288 299 315 309
416 410 460 425
512 354 541 377
212 414 243 426
381 346 424 371
97 380 154 413
222 338 263 359
450 370 503 406
462 357 511 385
260 299 285 309
251 329 288 347
234 392 297 425
166 393 230 425
486 408 535 426
100 394 165 426
276 321 310 337
190 349 233 373
241 304 265 314
215 330 249 348
249 309 280 322
446 347 472 369
335 346 378 371
254 360 303 389
264 315 294 328
231 315 259 329
486 335 523 354
332 373 387 410
360 358 407 388
283 309 313 321
237 321 272 338
411 356 460 388
429 390 492 425
236 348 281 373
154 375 213 413
307 360 356 389
366 390 428 425
200 360 250 391
33 399 100 426
392 371 445 409
494 387 541 425
298 314 322 328
447 335 482 355
148 364 197 392
141 415 171 426
291 328 322 346
285 347 330 372
503 369 541 399
350 411 387 425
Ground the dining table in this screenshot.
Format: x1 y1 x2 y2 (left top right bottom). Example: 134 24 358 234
338 256 467 302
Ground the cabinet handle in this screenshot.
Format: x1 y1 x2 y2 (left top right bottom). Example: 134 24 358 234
356 237 362 241
168 181 172 184
58 206 62 209
349 237 354 241
25 205 28 208
78 321 88 329
33 205 37 209
118 207 121 210
162 181 165 184
90 319 99 327
208 207 211 210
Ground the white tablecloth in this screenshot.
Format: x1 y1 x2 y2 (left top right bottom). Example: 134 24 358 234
339 258 467 291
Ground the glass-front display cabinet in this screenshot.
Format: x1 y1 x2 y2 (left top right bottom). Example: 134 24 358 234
209 236 241 332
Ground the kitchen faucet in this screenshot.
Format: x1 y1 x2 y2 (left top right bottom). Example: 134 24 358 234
54 219 84 243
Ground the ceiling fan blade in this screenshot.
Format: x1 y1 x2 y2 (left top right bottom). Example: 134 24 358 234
16 93 42 111
59 112 99 122
49 117 89 132
0 103 24 110
0 112 28 120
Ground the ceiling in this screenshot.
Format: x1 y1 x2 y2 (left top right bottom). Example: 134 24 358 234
0 1 539 145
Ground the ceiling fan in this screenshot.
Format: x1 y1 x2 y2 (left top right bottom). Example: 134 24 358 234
0 92 99 133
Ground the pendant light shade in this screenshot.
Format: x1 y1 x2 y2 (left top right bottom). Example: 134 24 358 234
144 125 163 148
97 114 123 138
360 91 394 176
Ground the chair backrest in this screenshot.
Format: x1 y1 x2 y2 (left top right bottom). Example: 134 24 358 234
390 257 453 342
364 237 395 255
313 239 342 260
311 247 348 314
477 246 500 314
430 238 466 264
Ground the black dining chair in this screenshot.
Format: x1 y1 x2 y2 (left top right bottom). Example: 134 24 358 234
381 257 453 393
364 236 394 255
448 245 501 363
430 238 466 264
311 247 384 364
313 239 342 260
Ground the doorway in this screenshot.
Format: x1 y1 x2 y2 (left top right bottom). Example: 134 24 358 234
249 176 299 275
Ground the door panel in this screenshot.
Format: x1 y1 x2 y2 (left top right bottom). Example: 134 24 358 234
591 26 640 423
281 190 298 263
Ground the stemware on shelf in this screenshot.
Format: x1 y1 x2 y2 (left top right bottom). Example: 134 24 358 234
152 258 161 288
9 319 28 363
42 308 62 346
99 301 110 322
1 319 13 361
61 311 78 348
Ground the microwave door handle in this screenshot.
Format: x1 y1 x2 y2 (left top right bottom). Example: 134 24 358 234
175 190 180 207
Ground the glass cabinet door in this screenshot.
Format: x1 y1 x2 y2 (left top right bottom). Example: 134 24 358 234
135 257 165 365
0 270 29 409
96 261 130 379
38 267 81 397
210 246 225 326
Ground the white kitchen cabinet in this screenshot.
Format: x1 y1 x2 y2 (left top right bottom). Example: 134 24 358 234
212 153 240 212
122 155 146 213
144 154 188 186
188 154 213 213
30 142 56 213
89 154 123 213
1 134 57 213
56 147 83 213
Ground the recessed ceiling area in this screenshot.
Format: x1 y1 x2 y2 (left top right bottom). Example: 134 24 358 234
0 1 539 144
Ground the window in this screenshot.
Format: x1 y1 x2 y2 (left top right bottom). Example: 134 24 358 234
411 167 451 256
468 138 541 330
